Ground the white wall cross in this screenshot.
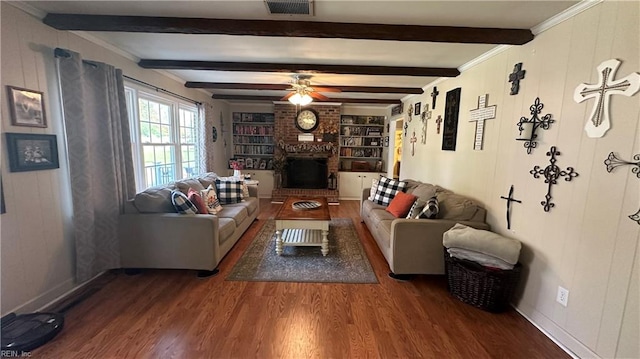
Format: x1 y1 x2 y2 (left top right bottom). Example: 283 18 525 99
574 59 640 138
469 94 497 150
410 131 417 156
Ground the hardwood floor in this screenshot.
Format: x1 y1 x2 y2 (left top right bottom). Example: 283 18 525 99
34 199 568 358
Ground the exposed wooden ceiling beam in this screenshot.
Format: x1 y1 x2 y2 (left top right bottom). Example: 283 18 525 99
185 82 424 94
140 60 459 77
211 95 401 105
43 14 534 45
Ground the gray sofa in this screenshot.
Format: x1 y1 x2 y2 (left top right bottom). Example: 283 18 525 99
118 172 259 273
361 179 489 276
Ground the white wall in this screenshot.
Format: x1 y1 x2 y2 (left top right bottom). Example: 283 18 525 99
0 3 229 314
399 2 639 358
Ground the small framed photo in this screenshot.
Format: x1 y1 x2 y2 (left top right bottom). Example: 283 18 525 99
6 133 59 172
384 136 389 147
259 159 267 170
7 86 47 128
245 157 254 169
414 102 421 117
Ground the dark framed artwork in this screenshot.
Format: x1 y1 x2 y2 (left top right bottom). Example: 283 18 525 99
414 102 421 117
442 88 462 151
7 86 47 128
5 133 59 172
1 176 5 214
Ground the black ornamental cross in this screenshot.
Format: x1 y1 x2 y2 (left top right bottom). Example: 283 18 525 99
530 146 579 212
500 185 522 230
509 63 526 95
430 86 439 109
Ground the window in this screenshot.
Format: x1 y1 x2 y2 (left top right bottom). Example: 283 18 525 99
125 86 201 191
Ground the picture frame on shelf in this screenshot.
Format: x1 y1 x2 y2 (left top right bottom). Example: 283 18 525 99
414 102 421 117
259 159 267 170
5 133 59 172
7 86 47 128
245 158 254 169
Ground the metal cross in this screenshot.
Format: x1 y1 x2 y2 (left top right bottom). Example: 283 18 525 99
530 146 579 212
410 131 417 156
630 208 640 225
430 86 439 109
574 59 640 138
435 115 443 134
404 122 408 137
468 94 497 151
604 152 640 178
421 105 432 144
509 63 526 95
500 185 522 230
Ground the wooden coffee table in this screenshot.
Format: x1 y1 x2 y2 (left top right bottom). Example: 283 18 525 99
275 197 331 256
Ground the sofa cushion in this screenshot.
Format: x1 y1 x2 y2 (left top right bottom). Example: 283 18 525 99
436 192 479 221
238 197 259 216
217 217 237 245
216 205 248 226
134 184 176 213
171 190 198 214
197 172 219 189
386 191 417 218
407 183 437 202
369 207 396 223
188 188 208 214
175 178 205 194
372 176 407 206
215 179 244 204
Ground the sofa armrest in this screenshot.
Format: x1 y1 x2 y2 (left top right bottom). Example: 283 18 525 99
389 219 490 274
248 184 258 198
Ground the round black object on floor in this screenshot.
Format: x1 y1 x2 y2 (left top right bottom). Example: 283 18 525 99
1 312 64 352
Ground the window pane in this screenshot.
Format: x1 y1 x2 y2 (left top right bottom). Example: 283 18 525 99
160 124 172 143
160 104 171 125
140 122 151 143
149 102 160 123
149 123 162 143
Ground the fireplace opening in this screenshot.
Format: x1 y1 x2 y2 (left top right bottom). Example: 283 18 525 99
286 157 328 189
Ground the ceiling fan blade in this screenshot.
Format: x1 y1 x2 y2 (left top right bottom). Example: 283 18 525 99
310 92 330 101
281 92 295 101
311 86 341 93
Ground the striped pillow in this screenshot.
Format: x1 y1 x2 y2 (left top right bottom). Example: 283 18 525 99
418 196 439 219
406 198 426 219
171 190 198 214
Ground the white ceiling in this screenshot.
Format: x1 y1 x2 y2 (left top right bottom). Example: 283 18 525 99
24 0 580 105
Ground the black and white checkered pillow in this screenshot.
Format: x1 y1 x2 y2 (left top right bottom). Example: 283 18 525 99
372 177 407 206
171 190 198 214
215 179 244 204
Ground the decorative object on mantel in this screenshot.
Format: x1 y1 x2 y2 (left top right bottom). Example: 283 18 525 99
516 97 554 154
277 139 337 155
430 86 439 109
7 86 47 128
414 102 421 118
469 94 497 151
530 146 579 212
442 88 462 151
574 59 640 138
629 209 640 225
407 104 413 122
508 63 526 95
604 152 640 178
500 185 522 230
410 131 417 156
435 115 443 134
420 104 432 144
404 122 408 137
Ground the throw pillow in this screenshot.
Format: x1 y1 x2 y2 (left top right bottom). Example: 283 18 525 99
372 176 408 206
368 178 379 201
171 190 198 214
215 179 244 204
418 196 439 219
187 188 208 214
406 198 426 219
240 181 250 200
201 185 223 214
386 191 417 218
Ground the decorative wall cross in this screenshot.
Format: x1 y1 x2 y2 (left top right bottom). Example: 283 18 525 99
410 131 417 156
404 122 408 137
509 63 526 95
500 185 522 230
430 86 439 109
420 104 432 144
469 94 497 151
530 146 579 212
574 59 640 138
435 115 443 134
407 104 414 122
604 152 640 178
516 97 554 154
630 209 640 225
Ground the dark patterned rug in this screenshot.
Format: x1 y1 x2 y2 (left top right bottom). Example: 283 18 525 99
226 218 378 283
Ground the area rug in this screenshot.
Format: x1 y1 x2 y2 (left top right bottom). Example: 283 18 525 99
226 218 378 283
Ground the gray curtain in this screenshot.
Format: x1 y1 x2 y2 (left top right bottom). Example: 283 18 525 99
56 48 136 282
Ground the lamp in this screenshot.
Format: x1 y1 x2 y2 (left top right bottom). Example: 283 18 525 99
288 91 313 106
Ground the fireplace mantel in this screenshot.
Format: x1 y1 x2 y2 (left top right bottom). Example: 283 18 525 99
277 140 338 155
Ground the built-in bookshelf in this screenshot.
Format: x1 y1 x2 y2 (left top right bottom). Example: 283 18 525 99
232 112 275 170
339 115 385 172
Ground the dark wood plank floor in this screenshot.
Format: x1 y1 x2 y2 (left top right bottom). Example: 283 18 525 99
34 199 568 358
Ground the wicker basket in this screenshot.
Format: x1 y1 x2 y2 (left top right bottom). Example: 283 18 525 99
444 249 522 312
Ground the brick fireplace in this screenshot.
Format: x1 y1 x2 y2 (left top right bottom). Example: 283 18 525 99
271 103 340 203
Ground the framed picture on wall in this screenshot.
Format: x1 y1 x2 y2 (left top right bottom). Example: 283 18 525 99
5 133 59 172
7 86 47 128
414 102 421 117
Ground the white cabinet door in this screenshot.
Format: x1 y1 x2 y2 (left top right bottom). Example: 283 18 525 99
244 170 274 198
338 172 362 200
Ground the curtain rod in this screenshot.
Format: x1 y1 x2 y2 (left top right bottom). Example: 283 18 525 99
123 76 202 106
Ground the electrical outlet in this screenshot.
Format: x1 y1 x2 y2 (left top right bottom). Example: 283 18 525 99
557 286 569 307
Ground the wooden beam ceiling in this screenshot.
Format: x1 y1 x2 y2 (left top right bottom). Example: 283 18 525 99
139 60 459 77
185 82 424 94
42 14 534 45
211 95 401 105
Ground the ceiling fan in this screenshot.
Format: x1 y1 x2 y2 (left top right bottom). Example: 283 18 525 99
281 75 340 105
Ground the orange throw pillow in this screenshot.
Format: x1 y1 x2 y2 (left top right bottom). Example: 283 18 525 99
188 188 208 214
386 191 417 218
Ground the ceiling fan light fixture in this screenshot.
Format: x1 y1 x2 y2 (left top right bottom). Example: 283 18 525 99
299 93 313 106
288 92 313 106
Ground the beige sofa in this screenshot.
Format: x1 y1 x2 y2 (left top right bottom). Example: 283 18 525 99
360 179 489 276
118 173 259 274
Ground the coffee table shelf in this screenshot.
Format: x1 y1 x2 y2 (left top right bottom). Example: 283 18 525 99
281 229 322 246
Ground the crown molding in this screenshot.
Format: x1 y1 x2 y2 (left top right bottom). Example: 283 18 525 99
458 45 511 73
531 0 603 35
8 1 46 19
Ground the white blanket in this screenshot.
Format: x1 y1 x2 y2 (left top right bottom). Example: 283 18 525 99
443 223 521 264
447 248 514 270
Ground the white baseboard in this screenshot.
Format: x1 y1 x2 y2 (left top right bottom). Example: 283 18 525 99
513 303 600 359
6 278 76 315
